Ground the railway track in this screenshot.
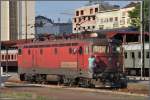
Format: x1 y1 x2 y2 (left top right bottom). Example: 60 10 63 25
5 80 148 97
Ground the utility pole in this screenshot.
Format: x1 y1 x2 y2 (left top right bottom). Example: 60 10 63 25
140 1 143 79
25 1 27 43
149 0 150 98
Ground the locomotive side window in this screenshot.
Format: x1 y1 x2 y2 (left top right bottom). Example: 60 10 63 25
79 46 83 55
18 48 22 55
54 48 58 55
40 49 43 55
146 52 149 58
124 52 127 59
69 48 72 54
28 49 31 55
138 52 141 58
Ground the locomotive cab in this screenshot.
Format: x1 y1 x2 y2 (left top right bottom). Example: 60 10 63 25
90 39 127 88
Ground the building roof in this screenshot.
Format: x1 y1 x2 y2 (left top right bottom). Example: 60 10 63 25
123 2 140 8
76 2 120 11
54 23 72 26
35 16 53 24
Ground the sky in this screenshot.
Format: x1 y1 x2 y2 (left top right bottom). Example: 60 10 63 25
36 1 132 23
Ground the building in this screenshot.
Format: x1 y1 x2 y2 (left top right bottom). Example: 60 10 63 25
95 2 138 30
0 1 35 41
0 1 9 41
35 16 72 35
72 2 120 33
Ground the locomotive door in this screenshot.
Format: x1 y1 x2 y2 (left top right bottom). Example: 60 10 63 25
31 47 38 72
77 46 84 72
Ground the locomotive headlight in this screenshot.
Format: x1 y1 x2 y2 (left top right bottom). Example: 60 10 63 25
117 62 120 67
108 57 112 61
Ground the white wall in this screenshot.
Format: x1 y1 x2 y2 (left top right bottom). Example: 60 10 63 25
0 1 9 41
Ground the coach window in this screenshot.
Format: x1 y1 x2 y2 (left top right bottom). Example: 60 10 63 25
124 52 127 59
11 55 14 60
40 49 43 55
2 55 4 60
8 55 10 60
131 52 135 59
146 52 149 58
138 52 141 58
54 48 58 55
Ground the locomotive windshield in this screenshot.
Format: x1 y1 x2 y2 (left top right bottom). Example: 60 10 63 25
111 43 121 53
92 45 109 53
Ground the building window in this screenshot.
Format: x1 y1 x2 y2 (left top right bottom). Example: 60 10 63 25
76 11 79 16
74 28 76 30
99 25 104 29
90 8 93 14
115 17 118 21
93 16 95 20
124 52 127 59
138 52 141 58
88 26 90 29
127 18 130 24
95 8 98 12
74 18 76 23
81 10 84 15
109 18 113 22
122 12 126 16
88 16 91 21
92 26 95 29
79 18 81 22
101 19 103 23
146 52 149 58
83 17 86 20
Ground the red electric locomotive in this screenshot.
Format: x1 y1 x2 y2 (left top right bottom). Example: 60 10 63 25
18 34 127 88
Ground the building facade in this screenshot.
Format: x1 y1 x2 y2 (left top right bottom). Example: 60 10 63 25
95 5 135 30
35 16 72 35
72 3 119 33
0 1 35 41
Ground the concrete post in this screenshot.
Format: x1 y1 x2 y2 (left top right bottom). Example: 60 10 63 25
0 67 5 87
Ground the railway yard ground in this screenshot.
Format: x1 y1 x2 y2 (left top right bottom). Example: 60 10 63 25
0 73 149 100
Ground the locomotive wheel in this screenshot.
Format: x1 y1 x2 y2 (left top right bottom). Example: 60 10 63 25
20 74 25 81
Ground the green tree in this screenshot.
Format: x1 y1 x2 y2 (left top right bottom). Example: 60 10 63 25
128 0 149 31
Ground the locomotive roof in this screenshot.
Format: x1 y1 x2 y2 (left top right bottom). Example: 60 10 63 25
19 38 121 48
